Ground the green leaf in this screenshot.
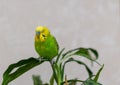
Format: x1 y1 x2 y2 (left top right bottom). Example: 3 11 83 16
88 48 98 60
62 48 80 59
83 79 102 85
94 64 104 82
50 74 54 85
62 58 93 78
56 48 65 63
74 48 98 61
32 75 42 85
2 57 44 85
62 48 99 63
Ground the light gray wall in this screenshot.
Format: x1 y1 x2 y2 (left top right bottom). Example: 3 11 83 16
0 0 119 85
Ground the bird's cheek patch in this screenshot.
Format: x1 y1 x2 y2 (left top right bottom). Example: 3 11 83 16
40 34 46 42
35 36 39 41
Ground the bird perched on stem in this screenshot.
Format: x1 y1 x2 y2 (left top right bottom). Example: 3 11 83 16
34 26 59 60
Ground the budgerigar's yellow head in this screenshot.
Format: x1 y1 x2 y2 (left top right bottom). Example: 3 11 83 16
35 26 50 42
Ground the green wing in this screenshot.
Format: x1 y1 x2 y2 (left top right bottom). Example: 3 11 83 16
52 35 59 51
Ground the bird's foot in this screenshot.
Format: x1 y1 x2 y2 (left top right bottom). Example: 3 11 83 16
36 57 42 62
51 58 56 64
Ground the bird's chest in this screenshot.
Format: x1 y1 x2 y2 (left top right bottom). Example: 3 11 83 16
35 38 52 53
38 41 49 51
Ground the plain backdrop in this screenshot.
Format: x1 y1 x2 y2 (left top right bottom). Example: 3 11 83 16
0 0 119 85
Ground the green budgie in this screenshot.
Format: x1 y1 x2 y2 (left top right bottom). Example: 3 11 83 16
34 26 59 60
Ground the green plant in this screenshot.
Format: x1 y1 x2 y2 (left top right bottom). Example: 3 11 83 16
2 47 103 85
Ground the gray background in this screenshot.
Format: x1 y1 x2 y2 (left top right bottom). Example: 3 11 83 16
0 0 119 85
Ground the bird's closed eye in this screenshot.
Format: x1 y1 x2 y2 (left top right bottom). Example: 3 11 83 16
42 34 46 37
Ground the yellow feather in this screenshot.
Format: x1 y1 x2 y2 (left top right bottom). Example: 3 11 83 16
35 26 50 42
36 26 44 32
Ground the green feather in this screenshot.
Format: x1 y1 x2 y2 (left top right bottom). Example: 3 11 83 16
35 34 59 60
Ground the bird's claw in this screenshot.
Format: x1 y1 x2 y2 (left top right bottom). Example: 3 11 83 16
36 57 42 62
51 58 56 64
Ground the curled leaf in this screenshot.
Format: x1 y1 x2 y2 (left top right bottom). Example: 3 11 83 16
2 57 44 85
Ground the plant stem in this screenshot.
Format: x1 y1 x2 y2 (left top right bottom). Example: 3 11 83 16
57 65 62 85
50 61 60 85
